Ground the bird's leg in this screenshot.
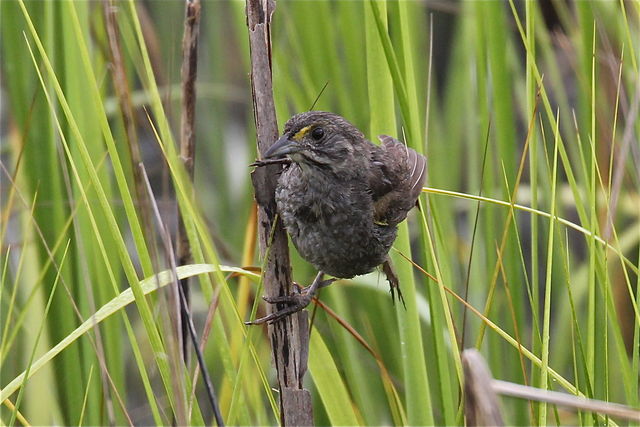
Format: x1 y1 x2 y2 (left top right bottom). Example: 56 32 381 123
382 257 406 308
246 271 335 325
278 277 336 299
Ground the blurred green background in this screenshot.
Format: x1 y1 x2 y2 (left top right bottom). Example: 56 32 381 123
1 0 639 425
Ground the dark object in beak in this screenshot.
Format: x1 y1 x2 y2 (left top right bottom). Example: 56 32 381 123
249 158 292 168
264 136 301 159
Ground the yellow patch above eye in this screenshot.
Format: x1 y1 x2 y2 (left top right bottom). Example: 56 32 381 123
293 125 312 141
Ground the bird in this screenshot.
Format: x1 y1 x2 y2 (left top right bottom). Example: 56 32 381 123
249 111 426 324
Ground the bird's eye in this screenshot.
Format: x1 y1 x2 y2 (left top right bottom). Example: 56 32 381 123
311 127 325 140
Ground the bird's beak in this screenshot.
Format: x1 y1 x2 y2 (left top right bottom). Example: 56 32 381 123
264 135 302 159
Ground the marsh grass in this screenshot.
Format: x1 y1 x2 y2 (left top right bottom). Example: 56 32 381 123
1 0 638 425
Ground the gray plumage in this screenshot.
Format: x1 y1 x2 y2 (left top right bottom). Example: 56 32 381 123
271 111 426 279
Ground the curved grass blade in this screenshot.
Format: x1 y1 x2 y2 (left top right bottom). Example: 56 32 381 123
0 264 258 404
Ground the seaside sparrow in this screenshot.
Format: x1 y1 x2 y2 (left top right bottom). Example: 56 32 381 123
250 111 426 324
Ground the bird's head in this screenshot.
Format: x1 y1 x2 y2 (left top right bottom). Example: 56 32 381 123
264 111 365 169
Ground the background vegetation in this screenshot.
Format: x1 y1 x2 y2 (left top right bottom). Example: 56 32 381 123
1 0 638 425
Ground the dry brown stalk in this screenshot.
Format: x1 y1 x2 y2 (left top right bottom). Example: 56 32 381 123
245 0 313 424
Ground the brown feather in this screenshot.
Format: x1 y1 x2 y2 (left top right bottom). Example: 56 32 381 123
369 135 426 226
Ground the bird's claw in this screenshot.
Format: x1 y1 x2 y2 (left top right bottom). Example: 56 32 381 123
390 285 406 309
382 259 406 309
246 292 313 325
246 277 336 325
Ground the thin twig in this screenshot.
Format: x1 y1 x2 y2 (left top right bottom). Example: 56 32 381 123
459 120 490 350
308 81 329 111
178 279 225 426
250 158 291 167
492 380 640 422
139 164 223 426
190 285 222 410
103 0 150 225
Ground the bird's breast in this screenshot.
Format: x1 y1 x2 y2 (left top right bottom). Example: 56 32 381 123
274 165 396 278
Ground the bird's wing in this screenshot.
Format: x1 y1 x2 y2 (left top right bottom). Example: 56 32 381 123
368 135 426 226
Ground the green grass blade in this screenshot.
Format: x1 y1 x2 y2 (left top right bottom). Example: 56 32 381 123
0 264 258 404
308 329 360 426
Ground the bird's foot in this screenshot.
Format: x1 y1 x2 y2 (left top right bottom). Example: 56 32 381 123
246 275 335 325
389 281 406 309
244 292 312 325
382 258 406 309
